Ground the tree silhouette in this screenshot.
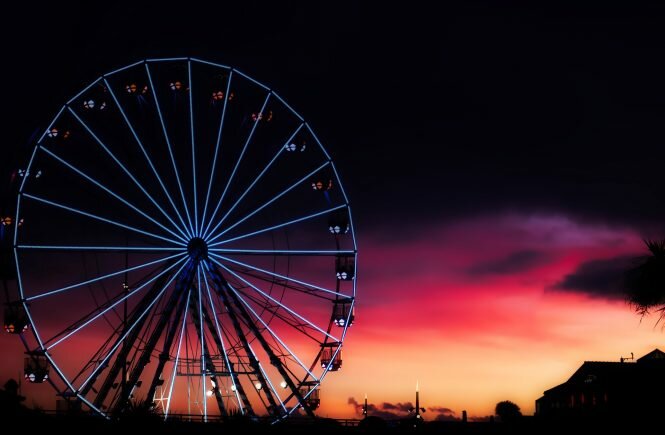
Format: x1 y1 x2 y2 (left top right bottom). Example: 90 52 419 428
0 379 27 418
495 400 521 423
625 239 665 325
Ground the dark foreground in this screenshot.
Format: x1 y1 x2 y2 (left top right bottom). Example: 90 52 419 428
0 412 660 435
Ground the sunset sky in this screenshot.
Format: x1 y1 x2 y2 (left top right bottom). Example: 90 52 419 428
2 2 665 421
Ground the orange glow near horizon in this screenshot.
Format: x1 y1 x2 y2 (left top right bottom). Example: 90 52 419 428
1 212 662 420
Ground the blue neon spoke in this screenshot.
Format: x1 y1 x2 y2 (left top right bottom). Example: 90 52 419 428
25 252 185 302
67 106 192 239
210 258 318 381
209 204 347 248
18 245 183 252
188 61 199 237
197 265 207 421
103 78 191 240
165 288 191 420
14 254 91 411
22 193 185 247
78 260 188 391
203 123 304 241
46 257 188 350
201 266 244 413
261 369 287 414
40 145 188 244
200 70 233 237
209 248 354 256
202 261 288 414
14 195 100 407
216 260 339 342
206 161 331 244
201 92 271 239
209 253 349 299
145 63 196 237
78 396 107 419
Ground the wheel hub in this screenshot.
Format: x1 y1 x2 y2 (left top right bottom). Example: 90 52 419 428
187 237 208 262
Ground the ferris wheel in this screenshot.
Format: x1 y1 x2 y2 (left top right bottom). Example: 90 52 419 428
7 57 356 420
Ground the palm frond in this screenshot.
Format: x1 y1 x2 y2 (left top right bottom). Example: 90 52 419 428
624 239 665 326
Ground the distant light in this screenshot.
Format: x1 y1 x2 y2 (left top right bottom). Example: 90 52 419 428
255 382 262 391
280 380 287 389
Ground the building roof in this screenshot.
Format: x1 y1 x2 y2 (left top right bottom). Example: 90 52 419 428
637 348 665 361
541 349 664 396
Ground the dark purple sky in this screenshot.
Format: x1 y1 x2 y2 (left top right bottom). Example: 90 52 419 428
3 2 665 235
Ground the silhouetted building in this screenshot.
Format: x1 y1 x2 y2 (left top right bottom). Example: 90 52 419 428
536 349 665 421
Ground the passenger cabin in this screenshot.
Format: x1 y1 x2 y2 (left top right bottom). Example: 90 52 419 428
299 384 320 410
333 298 355 327
46 127 71 140
335 255 355 280
251 110 272 122
169 81 184 91
285 140 306 152
24 354 49 383
311 179 333 191
321 345 342 371
4 304 29 334
328 213 350 234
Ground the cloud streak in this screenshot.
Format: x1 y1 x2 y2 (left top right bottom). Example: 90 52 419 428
550 255 635 299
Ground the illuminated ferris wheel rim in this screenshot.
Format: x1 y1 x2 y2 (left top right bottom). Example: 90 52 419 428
12 57 357 420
